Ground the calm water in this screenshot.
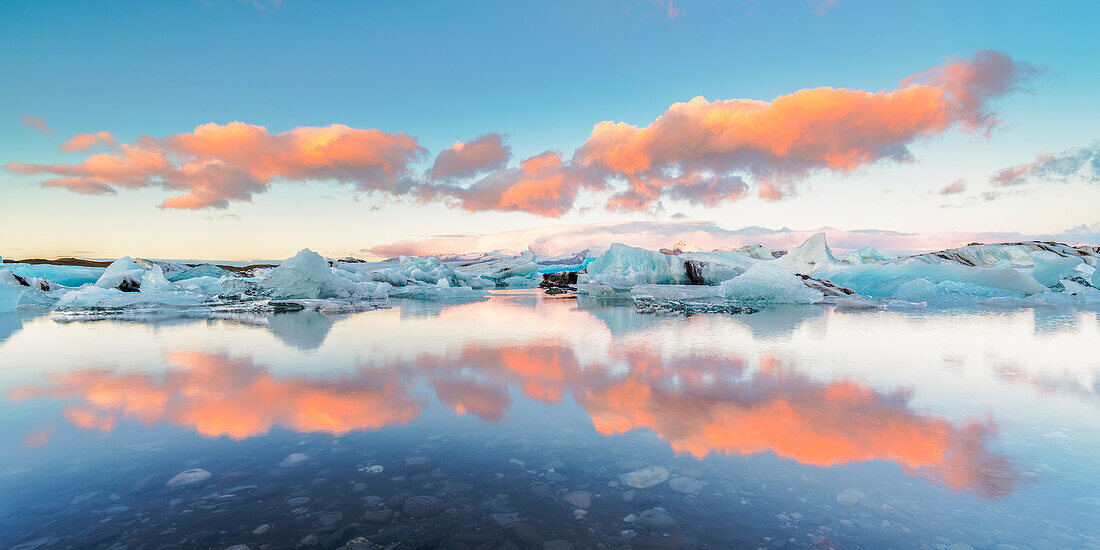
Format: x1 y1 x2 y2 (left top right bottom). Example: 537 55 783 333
2 290 1099 549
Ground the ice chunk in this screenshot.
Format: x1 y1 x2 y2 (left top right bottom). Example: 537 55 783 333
1061 280 1100 303
1029 251 1083 288
0 273 26 312
174 276 225 295
537 250 595 273
773 233 841 274
3 263 103 287
842 246 895 265
140 264 175 292
893 278 938 302
833 295 881 309
583 243 689 288
260 249 378 300
54 286 124 309
167 263 226 282
818 263 1046 298
629 284 723 300
95 257 145 289
719 263 824 304
501 276 539 289
449 251 539 282
678 252 757 284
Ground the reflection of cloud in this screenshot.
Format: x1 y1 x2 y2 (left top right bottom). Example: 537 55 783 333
579 354 1017 498
23 426 53 449
10 351 422 439
12 338 1019 497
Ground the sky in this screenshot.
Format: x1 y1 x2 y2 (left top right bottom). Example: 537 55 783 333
1 0 1098 261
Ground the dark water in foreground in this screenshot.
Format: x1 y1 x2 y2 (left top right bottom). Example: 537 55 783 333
2 290 1099 549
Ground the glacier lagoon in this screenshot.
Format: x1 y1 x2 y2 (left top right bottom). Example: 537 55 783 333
2 290 1100 549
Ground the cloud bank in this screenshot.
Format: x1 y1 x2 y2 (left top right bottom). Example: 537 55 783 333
366 220 1100 258
7 51 1038 214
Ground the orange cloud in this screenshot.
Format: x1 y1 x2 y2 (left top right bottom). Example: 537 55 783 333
429 133 511 179
5 52 1036 214
6 122 425 209
574 50 1037 207
59 131 115 152
425 151 603 217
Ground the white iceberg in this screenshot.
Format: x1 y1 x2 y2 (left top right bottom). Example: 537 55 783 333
773 233 842 274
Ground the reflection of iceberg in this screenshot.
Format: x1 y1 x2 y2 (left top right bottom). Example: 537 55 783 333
576 296 660 336
728 305 826 338
266 311 337 351
395 296 489 318
0 312 23 344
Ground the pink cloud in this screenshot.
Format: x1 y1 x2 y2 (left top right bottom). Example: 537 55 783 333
366 220 1100 259
21 115 52 134
809 0 839 15
6 122 425 209
665 1 681 19
59 131 115 152
991 141 1099 188
429 133 511 179
939 179 967 195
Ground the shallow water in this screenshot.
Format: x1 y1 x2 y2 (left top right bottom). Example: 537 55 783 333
2 290 1099 549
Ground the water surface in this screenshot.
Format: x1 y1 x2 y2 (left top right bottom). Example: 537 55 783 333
2 291 1099 549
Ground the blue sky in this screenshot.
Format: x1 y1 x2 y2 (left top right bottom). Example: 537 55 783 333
2 0 1098 260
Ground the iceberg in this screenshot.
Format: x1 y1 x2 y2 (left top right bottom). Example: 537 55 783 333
166 263 226 282
719 263 824 304
1028 250 1083 288
583 243 690 288
3 263 104 287
95 257 145 290
260 249 383 300
773 233 842 274
818 263 1047 299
